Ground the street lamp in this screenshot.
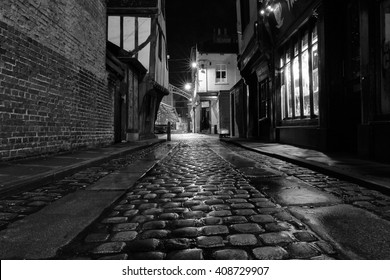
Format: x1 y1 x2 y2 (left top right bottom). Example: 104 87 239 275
184 83 192 91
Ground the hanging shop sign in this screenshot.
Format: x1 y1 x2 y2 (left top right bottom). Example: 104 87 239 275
259 0 317 41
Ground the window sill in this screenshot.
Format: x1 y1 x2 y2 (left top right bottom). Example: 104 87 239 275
279 118 319 127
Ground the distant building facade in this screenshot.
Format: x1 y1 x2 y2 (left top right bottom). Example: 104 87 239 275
236 0 390 162
191 38 240 134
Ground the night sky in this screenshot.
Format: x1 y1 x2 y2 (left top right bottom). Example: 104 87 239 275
166 0 237 88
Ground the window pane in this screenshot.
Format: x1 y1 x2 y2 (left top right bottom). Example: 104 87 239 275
302 31 309 51
281 66 286 119
294 42 299 56
108 16 121 46
293 57 301 117
123 17 135 51
285 62 293 117
302 49 310 116
138 17 151 70
312 43 319 115
312 24 318 44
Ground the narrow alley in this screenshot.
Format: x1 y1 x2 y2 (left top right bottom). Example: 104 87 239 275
1 134 390 260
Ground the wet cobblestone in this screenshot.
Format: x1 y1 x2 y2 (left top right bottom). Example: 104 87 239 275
222 142 390 222
57 140 337 260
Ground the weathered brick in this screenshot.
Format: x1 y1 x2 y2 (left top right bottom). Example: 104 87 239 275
228 234 258 246
287 242 320 259
172 227 199 237
159 213 180 220
164 238 192 250
293 231 318 242
111 231 138 242
249 214 275 224
197 236 225 248
258 232 294 245
127 239 161 252
171 219 197 228
314 241 336 255
101 217 128 224
233 209 257 216
183 211 206 219
201 225 229 236
91 242 126 254
252 246 289 260
209 210 232 217
231 203 255 209
264 222 292 232
140 229 170 239
131 252 166 260
223 216 248 224
143 221 167 230
166 249 204 260
202 217 223 225
112 223 139 232
231 223 264 234
212 249 249 260
99 254 128 260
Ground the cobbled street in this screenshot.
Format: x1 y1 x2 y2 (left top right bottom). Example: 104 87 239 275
50 134 389 260
2 134 390 260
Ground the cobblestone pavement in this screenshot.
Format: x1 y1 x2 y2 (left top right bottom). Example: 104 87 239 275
57 135 340 260
222 142 390 221
0 143 168 231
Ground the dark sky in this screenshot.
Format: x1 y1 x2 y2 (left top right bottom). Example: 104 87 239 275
166 0 237 88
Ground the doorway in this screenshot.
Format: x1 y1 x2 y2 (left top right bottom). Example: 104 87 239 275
114 82 127 143
258 78 271 141
200 101 211 133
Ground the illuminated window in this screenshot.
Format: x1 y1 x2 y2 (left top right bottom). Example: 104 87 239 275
280 22 319 120
216 64 227 84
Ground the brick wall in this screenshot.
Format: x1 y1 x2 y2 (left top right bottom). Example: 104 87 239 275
0 0 114 160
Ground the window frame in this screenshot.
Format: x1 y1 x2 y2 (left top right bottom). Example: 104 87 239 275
279 20 319 123
215 64 228 84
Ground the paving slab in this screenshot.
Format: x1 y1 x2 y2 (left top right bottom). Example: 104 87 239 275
86 173 143 191
223 139 390 193
290 204 390 259
0 190 122 259
259 176 342 206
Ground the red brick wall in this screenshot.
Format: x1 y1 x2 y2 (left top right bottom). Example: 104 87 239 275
0 0 114 160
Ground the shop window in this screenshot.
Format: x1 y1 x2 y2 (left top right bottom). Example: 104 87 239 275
280 22 319 120
216 64 227 84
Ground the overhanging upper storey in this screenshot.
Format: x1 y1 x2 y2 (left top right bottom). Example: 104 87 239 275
107 0 159 15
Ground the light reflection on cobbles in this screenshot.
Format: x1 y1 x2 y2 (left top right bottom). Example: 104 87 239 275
57 138 337 260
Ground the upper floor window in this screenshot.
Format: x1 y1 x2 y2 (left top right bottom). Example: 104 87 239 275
107 16 151 70
216 64 227 84
280 22 319 120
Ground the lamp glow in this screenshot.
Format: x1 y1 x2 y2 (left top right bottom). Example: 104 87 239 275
184 83 192 91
